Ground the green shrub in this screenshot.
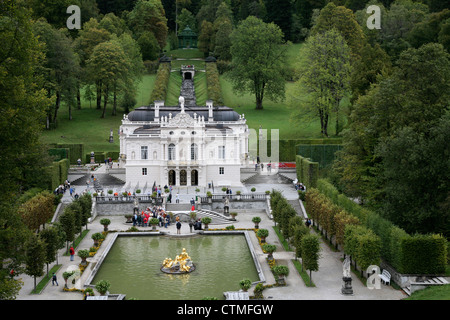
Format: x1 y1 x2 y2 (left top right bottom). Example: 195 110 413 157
149 218 159 225
272 265 289 278
239 279 252 291
201 217 212 225
205 62 223 104
296 155 319 189
100 219 111 226
95 280 111 295
252 216 261 224
78 249 90 259
256 228 269 241
401 234 447 275
150 62 171 102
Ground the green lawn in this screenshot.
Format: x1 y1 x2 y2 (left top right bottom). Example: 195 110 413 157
194 71 207 106
166 71 183 105
40 74 156 153
404 284 450 300
167 48 205 59
219 77 339 140
170 59 205 71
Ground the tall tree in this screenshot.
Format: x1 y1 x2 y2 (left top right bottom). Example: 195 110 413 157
213 2 233 60
229 16 289 110
0 1 53 199
375 114 450 237
301 234 321 286
0 1 51 300
87 40 131 118
24 234 46 291
333 43 450 225
177 8 197 33
73 18 111 110
33 19 80 124
292 29 352 136
128 0 168 50
198 20 214 56
311 2 366 59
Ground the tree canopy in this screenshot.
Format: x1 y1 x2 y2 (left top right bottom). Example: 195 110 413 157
229 16 289 110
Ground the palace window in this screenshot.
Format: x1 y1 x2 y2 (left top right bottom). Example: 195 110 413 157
141 146 148 160
142 168 147 176
168 144 176 160
191 143 198 160
218 146 225 159
219 167 224 175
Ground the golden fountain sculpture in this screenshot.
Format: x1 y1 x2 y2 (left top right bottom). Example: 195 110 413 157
161 248 195 274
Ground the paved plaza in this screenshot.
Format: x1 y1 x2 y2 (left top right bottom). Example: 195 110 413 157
15 165 407 301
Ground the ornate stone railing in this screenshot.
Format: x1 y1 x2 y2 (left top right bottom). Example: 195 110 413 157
199 193 268 203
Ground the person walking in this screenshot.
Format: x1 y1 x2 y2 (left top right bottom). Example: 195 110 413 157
52 273 59 286
69 246 75 261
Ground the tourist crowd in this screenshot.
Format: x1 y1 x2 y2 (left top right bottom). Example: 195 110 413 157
132 206 171 228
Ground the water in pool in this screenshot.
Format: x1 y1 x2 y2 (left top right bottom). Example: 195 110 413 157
91 234 260 300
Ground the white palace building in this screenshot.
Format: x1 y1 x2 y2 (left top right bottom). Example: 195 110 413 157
119 63 250 189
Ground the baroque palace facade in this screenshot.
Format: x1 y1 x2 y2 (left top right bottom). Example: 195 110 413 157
119 65 249 189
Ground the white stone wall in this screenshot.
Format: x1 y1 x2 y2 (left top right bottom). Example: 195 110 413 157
120 110 248 188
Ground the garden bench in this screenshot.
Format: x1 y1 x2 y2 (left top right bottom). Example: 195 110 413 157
379 269 391 285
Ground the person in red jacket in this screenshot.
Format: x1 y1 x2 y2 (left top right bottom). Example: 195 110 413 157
69 246 75 261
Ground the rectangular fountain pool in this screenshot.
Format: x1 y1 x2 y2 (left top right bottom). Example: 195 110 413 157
90 234 261 300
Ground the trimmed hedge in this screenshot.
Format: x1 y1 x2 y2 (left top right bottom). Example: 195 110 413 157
48 143 84 164
255 138 342 162
150 62 171 102
344 224 381 271
59 159 69 184
48 148 70 161
45 159 70 191
297 144 343 168
205 62 223 105
314 178 448 275
296 155 319 189
85 152 106 164
105 151 120 161
401 234 447 275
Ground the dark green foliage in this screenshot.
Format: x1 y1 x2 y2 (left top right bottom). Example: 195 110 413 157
24 234 46 289
39 227 60 267
297 144 343 168
295 155 319 189
48 148 70 161
59 209 76 246
150 62 171 102
264 0 294 40
301 234 321 272
315 178 448 274
344 224 381 270
49 143 84 165
205 62 223 104
401 235 447 275
292 224 310 260
85 152 106 164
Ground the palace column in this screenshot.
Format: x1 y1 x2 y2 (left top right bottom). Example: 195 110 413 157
175 168 180 187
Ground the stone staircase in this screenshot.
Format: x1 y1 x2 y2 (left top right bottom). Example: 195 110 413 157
166 206 233 225
180 78 196 106
195 208 234 224
402 276 449 296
